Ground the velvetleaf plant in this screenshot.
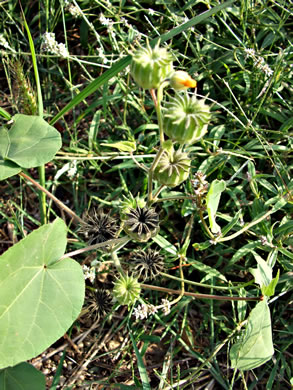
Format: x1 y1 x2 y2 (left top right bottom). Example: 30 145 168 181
0 1 291 386
0 40 283 381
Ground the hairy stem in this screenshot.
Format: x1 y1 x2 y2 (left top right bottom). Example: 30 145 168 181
140 284 261 301
19 172 83 224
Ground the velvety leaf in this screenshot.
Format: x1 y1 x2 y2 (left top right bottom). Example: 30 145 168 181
0 218 85 369
4 114 62 168
0 363 45 390
230 300 274 370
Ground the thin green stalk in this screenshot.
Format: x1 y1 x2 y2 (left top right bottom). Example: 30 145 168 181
111 251 125 276
60 237 128 260
22 8 47 223
160 272 254 291
147 147 165 204
217 207 282 243
141 284 261 301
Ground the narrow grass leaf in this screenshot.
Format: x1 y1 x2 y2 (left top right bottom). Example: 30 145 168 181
0 107 12 120
129 331 151 390
21 10 43 116
153 235 177 255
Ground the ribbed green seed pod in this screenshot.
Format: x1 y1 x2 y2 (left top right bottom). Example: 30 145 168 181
130 41 173 89
154 149 191 187
113 274 141 307
163 93 211 145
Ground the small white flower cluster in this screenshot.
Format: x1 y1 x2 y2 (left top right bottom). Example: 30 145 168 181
192 172 209 196
244 47 273 77
161 298 171 315
133 303 157 320
133 298 173 320
99 13 113 27
67 160 78 178
64 1 83 18
41 32 69 58
82 265 96 284
148 8 155 16
97 47 108 64
0 34 9 49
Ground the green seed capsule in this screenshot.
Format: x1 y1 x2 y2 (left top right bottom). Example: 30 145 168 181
163 93 211 145
113 274 141 307
154 149 191 187
130 41 173 89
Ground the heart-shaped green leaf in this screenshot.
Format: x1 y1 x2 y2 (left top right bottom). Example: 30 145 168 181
0 218 85 369
0 362 45 390
1 114 62 170
230 300 274 370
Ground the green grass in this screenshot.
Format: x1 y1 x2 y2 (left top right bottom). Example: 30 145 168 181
0 0 292 388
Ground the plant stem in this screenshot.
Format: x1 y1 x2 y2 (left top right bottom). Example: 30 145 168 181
19 172 83 224
217 207 281 243
147 147 165 204
60 237 129 260
199 208 214 239
140 284 261 301
37 166 47 224
111 251 125 276
160 272 255 291
152 184 166 202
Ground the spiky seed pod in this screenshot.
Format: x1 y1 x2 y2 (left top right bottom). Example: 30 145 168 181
123 206 160 242
113 274 141 306
131 249 165 281
120 194 146 222
84 289 113 321
163 93 211 145
94 289 114 317
79 209 118 245
154 149 191 187
169 71 197 90
130 41 173 89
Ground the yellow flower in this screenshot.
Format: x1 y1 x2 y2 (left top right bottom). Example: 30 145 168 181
170 71 197 90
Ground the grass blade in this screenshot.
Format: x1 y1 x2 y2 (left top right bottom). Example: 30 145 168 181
129 330 151 390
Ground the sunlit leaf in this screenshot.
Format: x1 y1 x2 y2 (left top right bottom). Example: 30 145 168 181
206 179 226 234
230 300 274 370
0 363 45 390
0 218 85 369
2 114 61 169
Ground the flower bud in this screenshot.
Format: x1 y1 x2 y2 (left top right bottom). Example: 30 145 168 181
169 71 197 90
130 41 173 89
163 93 211 145
154 149 191 187
113 274 141 306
